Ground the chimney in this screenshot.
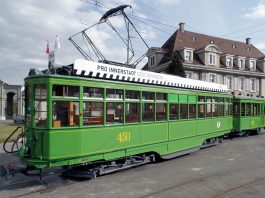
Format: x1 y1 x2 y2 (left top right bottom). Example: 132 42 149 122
246 38 251 45
179 22 185 33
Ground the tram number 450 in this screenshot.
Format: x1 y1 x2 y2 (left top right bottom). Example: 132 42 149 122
117 132 131 143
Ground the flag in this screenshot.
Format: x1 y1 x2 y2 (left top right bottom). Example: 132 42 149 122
54 35 60 51
46 40 49 54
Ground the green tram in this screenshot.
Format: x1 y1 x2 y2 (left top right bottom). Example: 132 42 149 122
18 59 233 173
232 96 265 135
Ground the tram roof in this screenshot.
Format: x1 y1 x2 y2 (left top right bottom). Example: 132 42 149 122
73 59 228 93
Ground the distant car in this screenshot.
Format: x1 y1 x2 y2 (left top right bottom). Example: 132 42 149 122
13 115 24 124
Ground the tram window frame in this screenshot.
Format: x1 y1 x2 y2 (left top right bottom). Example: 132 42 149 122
83 87 103 99
125 102 140 123
233 102 240 116
189 104 196 119
241 103 246 116
212 97 218 117
25 85 32 126
83 102 104 126
106 102 124 124
142 92 155 101
52 101 80 128
156 103 167 121
34 85 47 128
219 98 224 117
198 96 205 118
52 85 80 98
180 104 188 120
156 93 167 101
169 103 179 120
106 89 124 100
125 90 140 100
206 97 212 117
142 103 155 122
246 103 251 116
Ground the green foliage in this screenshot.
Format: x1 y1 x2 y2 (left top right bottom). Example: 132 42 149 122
168 55 186 77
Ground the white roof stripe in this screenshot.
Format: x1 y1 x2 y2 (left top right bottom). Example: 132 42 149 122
73 59 228 93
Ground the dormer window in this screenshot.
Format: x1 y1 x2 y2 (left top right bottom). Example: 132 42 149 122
184 49 193 62
209 53 216 65
226 57 233 68
249 60 256 70
150 55 155 67
239 59 245 68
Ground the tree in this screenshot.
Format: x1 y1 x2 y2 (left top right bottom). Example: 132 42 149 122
167 54 186 77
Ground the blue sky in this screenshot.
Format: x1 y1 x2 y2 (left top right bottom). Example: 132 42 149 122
1 0 265 84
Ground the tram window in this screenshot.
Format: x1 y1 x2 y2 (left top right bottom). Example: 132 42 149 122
251 103 255 116
233 103 240 116
219 104 224 116
83 102 103 126
53 85 79 97
206 97 212 117
35 101 47 127
142 103 154 122
256 103 260 115
83 87 103 98
189 104 196 119
180 104 188 119
241 103 245 116
246 103 251 116
169 104 179 120
106 103 123 124
25 86 31 126
52 101 79 127
142 92 155 100
156 93 167 101
126 90 140 100
125 103 140 123
198 104 205 118
212 97 218 117
198 96 205 103
35 85 47 99
224 104 229 116
156 103 167 121
34 85 47 127
106 89 123 99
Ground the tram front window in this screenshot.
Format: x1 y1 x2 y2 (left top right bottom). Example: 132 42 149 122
34 85 47 127
52 101 79 127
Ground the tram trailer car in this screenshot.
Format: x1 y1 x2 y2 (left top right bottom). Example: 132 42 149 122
16 59 233 173
232 96 265 136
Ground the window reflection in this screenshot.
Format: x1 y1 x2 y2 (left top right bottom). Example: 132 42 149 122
53 101 79 127
83 102 103 125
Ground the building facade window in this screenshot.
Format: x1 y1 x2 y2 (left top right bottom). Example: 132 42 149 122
226 57 233 67
186 72 193 79
250 78 256 92
209 53 216 65
226 76 232 89
208 73 216 83
238 78 244 91
184 50 193 61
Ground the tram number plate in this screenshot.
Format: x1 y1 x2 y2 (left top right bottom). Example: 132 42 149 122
117 132 131 143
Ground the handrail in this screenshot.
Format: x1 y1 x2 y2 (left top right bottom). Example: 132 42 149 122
3 127 24 154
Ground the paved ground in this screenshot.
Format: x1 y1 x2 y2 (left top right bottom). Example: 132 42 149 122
1 134 265 198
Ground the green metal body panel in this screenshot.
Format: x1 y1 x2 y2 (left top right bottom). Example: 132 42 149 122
233 97 265 133
21 75 233 168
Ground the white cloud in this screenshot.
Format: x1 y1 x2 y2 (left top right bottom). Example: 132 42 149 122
157 0 182 5
244 3 265 19
0 0 152 84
